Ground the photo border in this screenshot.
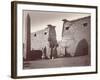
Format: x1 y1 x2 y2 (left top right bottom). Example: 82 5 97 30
11 1 98 79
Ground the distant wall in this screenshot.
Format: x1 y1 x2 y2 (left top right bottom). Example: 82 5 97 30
31 25 57 58
31 27 49 50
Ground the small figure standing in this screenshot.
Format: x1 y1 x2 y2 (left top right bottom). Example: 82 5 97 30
52 46 58 59
41 48 45 59
41 47 48 59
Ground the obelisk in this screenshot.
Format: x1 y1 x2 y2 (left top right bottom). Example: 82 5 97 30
26 14 31 60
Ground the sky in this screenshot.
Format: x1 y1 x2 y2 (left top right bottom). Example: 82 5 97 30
23 10 90 41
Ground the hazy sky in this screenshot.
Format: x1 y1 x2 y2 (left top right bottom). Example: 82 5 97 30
23 10 90 41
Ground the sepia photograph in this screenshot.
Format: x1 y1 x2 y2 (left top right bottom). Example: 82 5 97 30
23 10 91 69
11 1 97 78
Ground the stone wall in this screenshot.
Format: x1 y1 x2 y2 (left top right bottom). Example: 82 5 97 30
60 16 91 56
24 15 91 59
31 27 49 50
31 25 57 58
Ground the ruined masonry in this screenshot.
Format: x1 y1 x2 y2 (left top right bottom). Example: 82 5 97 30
24 13 90 60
